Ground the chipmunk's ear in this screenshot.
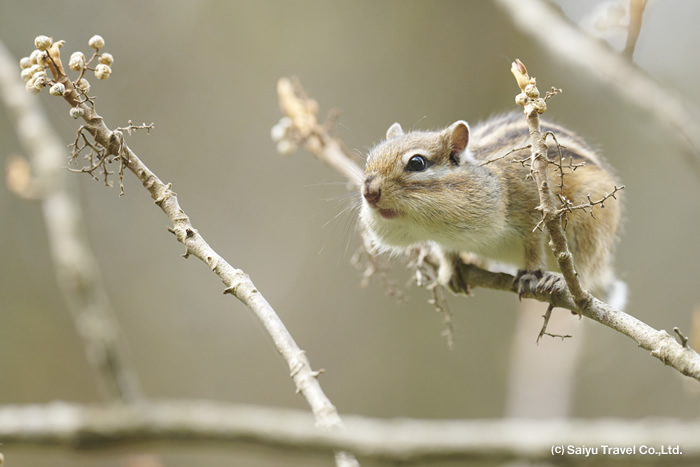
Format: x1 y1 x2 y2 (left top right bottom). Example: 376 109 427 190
447 120 470 153
445 121 473 165
386 122 404 139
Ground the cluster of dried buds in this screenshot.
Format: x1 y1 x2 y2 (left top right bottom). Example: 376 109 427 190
511 59 547 114
19 34 114 117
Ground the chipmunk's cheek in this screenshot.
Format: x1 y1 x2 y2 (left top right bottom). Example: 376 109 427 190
379 208 399 219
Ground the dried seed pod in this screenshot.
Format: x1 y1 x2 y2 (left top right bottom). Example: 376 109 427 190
94 64 112 80
69 51 86 71
20 67 34 82
33 73 47 88
98 53 114 66
27 64 44 76
34 35 52 51
270 117 292 142
276 139 298 155
49 83 66 96
76 78 91 93
29 49 43 65
532 98 547 114
70 107 85 118
25 79 41 94
35 50 49 66
88 34 105 49
525 83 540 99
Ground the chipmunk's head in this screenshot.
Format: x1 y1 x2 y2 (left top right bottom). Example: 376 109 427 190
359 121 504 253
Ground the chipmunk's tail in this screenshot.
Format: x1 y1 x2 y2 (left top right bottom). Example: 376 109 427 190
605 278 628 311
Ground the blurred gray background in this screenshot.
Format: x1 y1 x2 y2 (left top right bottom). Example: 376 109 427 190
1 1 699 466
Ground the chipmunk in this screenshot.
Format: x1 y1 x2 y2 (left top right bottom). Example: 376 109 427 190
360 112 626 309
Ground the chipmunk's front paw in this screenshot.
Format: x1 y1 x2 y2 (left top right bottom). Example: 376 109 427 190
438 251 471 295
514 269 566 299
514 269 543 299
447 267 470 295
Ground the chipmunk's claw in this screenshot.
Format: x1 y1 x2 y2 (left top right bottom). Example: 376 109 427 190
538 272 566 295
447 265 471 295
515 269 566 299
515 269 543 300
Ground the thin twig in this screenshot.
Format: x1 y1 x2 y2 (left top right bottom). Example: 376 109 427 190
674 327 689 348
430 285 454 349
556 185 626 220
536 304 554 343
479 145 531 166
623 0 647 59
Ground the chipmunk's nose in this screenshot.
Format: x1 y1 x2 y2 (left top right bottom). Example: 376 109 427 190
362 176 381 205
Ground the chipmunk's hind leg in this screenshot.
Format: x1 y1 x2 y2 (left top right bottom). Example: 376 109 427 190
514 229 567 299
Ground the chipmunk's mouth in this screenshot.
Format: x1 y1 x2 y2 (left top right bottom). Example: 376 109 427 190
378 208 399 219
364 198 399 219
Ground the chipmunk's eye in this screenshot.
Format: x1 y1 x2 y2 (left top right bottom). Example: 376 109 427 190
406 154 429 172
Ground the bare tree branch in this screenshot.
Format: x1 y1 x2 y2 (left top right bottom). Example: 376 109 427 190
273 77 363 183
12 37 358 467
496 0 700 180
0 40 142 403
511 59 590 306
0 401 698 464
